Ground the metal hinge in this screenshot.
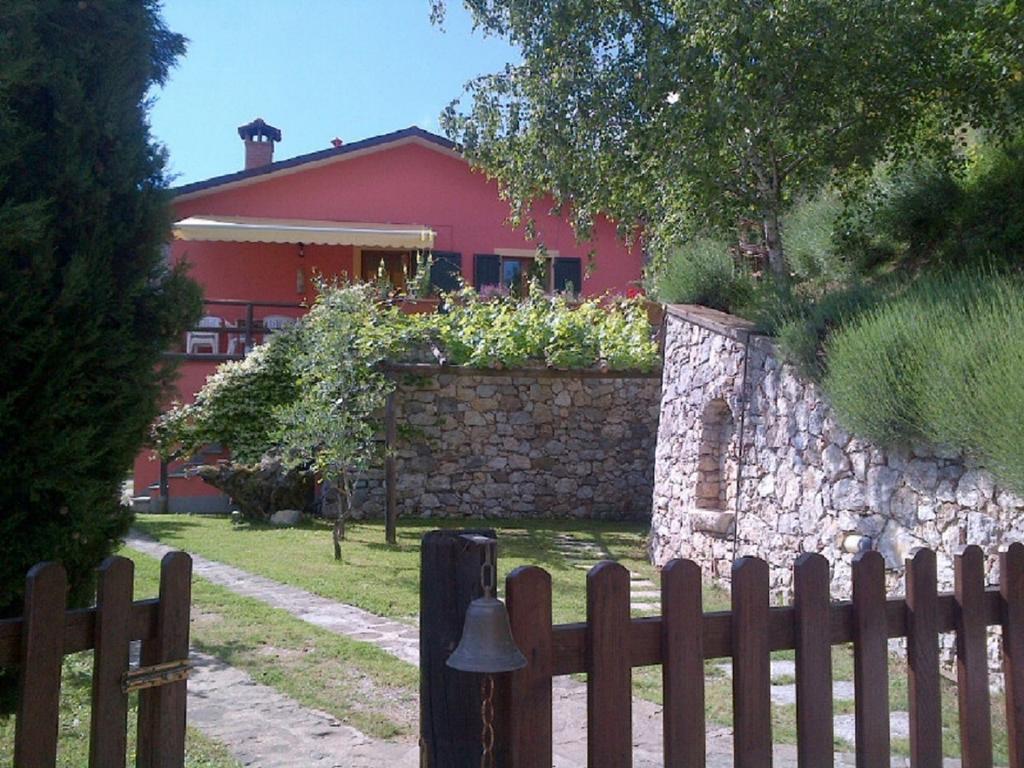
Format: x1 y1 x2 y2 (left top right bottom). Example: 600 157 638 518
121 658 192 694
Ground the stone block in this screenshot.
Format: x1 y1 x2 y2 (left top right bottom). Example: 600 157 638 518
957 470 995 508
832 478 866 511
269 509 302 526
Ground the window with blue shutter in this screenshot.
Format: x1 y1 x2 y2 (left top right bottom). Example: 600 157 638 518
430 251 462 293
553 258 582 295
474 254 501 290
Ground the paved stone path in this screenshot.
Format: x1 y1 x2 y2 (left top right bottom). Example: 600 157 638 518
126 531 420 665
552 532 661 613
130 530 957 767
188 651 419 768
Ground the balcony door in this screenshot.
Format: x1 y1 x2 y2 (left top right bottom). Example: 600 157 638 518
360 249 411 291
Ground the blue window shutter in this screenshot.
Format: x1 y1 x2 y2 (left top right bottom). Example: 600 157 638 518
430 252 462 293
474 254 501 289
553 258 582 294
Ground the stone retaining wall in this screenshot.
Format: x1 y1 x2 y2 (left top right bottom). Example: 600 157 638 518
650 305 1024 599
350 365 661 520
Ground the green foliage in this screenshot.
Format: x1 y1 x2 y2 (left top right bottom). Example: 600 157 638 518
773 283 890 380
439 0 1024 277
434 284 658 371
846 136 1024 273
957 140 1024 264
824 274 1024 491
782 192 850 285
0 0 197 615
276 284 422 483
157 333 301 464
648 237 753 312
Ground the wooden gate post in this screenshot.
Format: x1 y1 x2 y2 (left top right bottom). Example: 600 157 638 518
384 390 398 546
420 528 497 767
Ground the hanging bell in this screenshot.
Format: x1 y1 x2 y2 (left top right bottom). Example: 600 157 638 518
447 594 527 674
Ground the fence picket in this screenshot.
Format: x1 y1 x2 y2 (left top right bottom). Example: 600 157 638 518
793 553 833 768
732 557 772 768
955 545 993 768
661 558 705 768
90 556 134 768
852 550 890 768
14 562 67 768
1002 542 1024 768
137 551 192 768
504 565 553 768
906 547 942 766
587 561 632 768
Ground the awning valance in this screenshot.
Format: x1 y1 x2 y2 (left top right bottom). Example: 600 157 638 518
173 215 435 249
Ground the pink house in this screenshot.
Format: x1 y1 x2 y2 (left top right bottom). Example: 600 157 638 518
133 118 645 513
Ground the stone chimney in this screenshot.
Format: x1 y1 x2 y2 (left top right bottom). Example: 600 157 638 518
237 118 281 170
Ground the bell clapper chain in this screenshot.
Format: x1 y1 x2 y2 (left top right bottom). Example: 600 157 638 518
480 673 496 768
481 542 496 598
479 545 497 767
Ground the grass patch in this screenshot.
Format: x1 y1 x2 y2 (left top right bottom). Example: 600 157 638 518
133 515 679 624
126 547 418 740
0 652 239 768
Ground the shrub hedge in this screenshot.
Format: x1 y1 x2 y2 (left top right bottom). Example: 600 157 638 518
824 273 1024 492
647 237 753 312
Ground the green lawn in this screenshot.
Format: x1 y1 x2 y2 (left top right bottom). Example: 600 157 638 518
127 546 418 740
0 653 239 768
133 514 705 623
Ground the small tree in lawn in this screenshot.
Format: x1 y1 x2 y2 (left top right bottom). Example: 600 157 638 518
276 283 423 557
434 0 1024 279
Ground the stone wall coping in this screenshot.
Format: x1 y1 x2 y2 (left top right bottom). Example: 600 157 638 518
382 362 663 380
665 304 760 341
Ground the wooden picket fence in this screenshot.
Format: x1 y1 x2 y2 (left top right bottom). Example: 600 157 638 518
0 552 192 768
498 544 1024 768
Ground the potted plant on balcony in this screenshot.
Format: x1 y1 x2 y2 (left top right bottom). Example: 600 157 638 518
399 251 441 314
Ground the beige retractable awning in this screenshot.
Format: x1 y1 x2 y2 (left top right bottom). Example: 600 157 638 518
173 215 435 249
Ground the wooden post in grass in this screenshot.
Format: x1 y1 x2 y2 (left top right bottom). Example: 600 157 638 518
158 459 169 514
384 390 398 545
420 528 496 767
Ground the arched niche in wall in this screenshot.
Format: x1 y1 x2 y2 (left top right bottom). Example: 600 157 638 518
695 398 738 512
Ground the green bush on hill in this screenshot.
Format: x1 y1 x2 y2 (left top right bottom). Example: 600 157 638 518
647 237 753 311
782 191 850 287
824 273 1024 492
849 137 1024 273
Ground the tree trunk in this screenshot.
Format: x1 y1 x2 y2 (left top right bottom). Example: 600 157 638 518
332 474 350 561
763 209 787 281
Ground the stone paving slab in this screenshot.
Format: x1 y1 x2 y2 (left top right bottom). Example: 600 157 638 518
126 530 420 666
188 650 419 767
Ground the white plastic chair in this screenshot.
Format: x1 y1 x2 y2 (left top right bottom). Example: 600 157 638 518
186 315 223 355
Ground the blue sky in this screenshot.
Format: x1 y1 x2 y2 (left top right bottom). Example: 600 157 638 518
149 1 519 185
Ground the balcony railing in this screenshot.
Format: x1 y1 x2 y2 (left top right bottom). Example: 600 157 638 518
164 298 307 361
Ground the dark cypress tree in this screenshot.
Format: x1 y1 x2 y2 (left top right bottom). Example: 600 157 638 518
0 1 200 616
